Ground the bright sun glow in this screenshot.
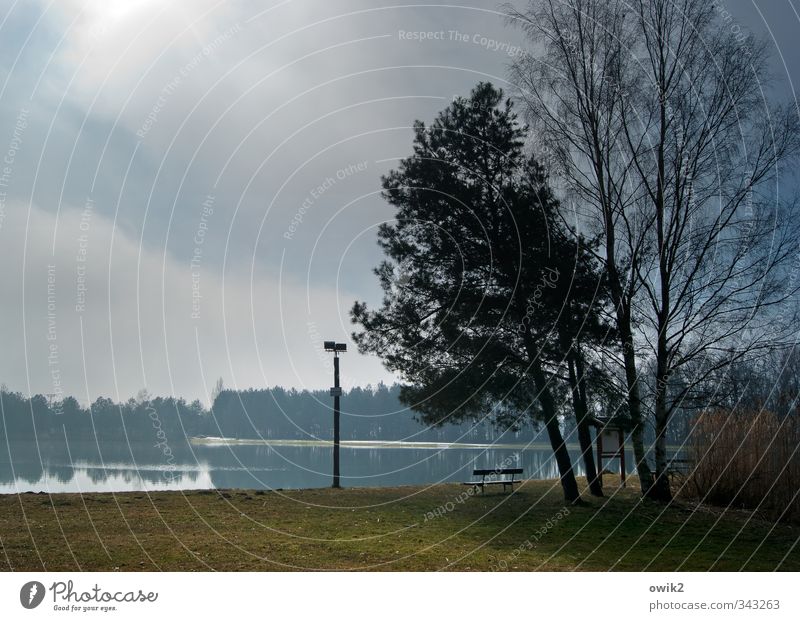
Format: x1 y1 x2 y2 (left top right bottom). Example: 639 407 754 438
82 0 157 31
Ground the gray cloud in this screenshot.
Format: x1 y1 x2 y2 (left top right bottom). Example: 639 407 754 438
0 0 795 402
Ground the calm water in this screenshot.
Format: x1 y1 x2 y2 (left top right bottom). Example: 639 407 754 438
0 440 636 493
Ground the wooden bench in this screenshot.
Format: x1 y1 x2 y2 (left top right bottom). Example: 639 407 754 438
463 468 524 493
666 457 692 482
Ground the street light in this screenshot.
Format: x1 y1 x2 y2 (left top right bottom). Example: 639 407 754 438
324 340 347 488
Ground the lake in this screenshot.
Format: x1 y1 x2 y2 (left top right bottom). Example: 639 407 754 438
0 439 636 493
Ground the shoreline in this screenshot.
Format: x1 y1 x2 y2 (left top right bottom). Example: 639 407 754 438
189 437 686 451
189 437 558 450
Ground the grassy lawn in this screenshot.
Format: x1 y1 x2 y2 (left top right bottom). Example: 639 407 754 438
0 476 797 571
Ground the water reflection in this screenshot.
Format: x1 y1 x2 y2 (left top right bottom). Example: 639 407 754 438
0 440 635 493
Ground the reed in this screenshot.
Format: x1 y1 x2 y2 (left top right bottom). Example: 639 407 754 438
684 409 800 523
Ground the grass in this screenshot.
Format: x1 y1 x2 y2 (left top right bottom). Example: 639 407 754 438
0 476 797 571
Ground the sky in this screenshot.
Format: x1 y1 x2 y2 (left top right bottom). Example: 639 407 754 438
0 0 798 405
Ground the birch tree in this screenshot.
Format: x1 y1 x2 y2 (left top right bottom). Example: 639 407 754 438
509 0 800 499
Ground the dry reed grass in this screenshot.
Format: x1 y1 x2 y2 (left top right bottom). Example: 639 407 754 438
684 409 800 523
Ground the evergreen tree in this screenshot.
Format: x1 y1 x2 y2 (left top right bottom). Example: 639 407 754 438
352 83 609 503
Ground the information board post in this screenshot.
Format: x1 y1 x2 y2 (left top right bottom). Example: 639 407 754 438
596 418 626 489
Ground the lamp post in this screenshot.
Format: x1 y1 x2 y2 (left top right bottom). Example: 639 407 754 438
324 341 346 488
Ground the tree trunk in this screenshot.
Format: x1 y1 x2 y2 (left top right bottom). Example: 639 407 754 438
617 305 654 495
649 31 673 504
649 370 673 501
650 417 672 501
603 225 654 496
568 352 603 496
530 362 581 503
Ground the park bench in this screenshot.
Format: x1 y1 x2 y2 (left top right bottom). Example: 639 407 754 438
464 468 524 493
666 457 693 483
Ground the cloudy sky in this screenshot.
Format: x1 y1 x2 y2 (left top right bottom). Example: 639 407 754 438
0 0 797 405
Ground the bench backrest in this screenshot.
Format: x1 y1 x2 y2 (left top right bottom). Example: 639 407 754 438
473 468 523 476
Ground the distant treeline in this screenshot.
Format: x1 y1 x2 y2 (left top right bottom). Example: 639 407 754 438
0 384 540 446
211 385 536 443
0 390 207 445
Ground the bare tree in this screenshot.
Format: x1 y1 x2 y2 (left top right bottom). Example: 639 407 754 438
509 0 800 499
211 377 225 405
